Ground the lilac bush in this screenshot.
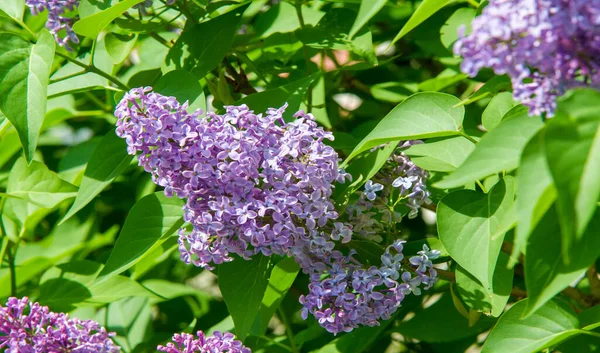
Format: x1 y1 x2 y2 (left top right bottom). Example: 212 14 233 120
26 0 80 50
454 0 600 117
158 330 251 353
0 297 120 353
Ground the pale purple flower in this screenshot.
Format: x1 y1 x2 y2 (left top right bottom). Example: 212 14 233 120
454 0 600 117
26 0 80 50
158 330 251 353
363 180 384 201
0 297 120 353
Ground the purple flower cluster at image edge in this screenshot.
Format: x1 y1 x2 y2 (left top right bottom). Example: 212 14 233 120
454 0 600 117
0 297 120 353
26 0 80 50
114 87 439 334
158 330 251 353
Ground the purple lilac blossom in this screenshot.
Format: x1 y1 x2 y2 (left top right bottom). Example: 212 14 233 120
115 87 352 271
26 0 80 50
454 0 600 117
347 141 431 240
157 330 251 353
300 240 439 334
0 297 120 353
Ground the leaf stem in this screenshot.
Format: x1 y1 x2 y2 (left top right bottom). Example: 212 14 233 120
294 0 313 113
475 179 487 193
459 131 478 144
6 247 17 296
465 0 480 8
49 70 87 84
278 308 300 353
55 52 130 91
580 330 600 339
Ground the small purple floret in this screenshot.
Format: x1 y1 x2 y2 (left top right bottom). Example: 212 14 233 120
26 0 80 50
158 330 251 353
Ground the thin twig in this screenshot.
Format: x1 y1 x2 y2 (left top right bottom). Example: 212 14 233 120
278 308 300 353
55 52 130 91
294 0 313 113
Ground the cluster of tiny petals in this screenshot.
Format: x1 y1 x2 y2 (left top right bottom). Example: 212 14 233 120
300 241 439 334
26 0 80 50
115 88 438 334
115 87 351 271
0 297 120 353
454 0 600 117
348 141 431 240
157 330 250 353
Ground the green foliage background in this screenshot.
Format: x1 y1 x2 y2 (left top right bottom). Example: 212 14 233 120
0 0 599 352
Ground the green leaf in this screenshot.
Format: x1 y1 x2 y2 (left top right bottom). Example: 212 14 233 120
0 0 24 21
435 106 543 189
254 1 323 39
457 75 512 106
481 299 581 353
511 131 556 267
524 207 600 317
73 0 144 38
89 275 156 303
391 0 453 44
482 92 515 131
155 70 205 110
440 8 475 50
296 8 377 65
394 294 495 342
38 260 101 312
544 89 600 261
98 192 184 279
167 7 245 78
62 131 134 222
218 255 271 341
405 136 475 172
104 32 137 65
344 92 465 163
0 30 55 162
438 176 515 290
580 306 600 331
456 252 513 317
418 69 468 92
235 73 319 121
251 257 299 336
7 157 77 208
348 0 387 39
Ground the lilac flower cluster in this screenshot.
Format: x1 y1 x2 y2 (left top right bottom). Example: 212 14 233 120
115 87 350 271
0 297 120 353
158 330 250 353
115 88 438 334
26 0 80 50
454 0 600 117
347 141 431 240
300 241 439 333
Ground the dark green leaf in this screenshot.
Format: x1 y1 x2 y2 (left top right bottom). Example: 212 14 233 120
62 131 134 222
435 106 543 189
98 192 184 279
0 30 55 162
481 299 581 353
218 254 271 341
155 70 205 111
344 92 465 163
438 176 515 290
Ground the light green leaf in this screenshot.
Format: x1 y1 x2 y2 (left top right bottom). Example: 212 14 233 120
482 92 515 131
524 207 600 317
457 75 512 106
98 192 184 280
435 106 543 189
544 89 600 261
438 176 515 290
73 0 144 38
251 257 300 337
482 299 581 353
344 92 465 163
167 7 245 78
89 275 156 303
155 70 205 111
418 69 468 92
0 30 55 162
218 255 271 341
349 0 387 39
511 131 556 267
0 0 24 21
254 1 323 39
440 8 475 50
104 32 137 64
456 252 513 317
62 131 134 223
391 0 453 44
405 136 475 172
7 157 77 208
236 73 319 121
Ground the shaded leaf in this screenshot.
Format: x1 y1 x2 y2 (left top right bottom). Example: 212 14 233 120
391 0 453 44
